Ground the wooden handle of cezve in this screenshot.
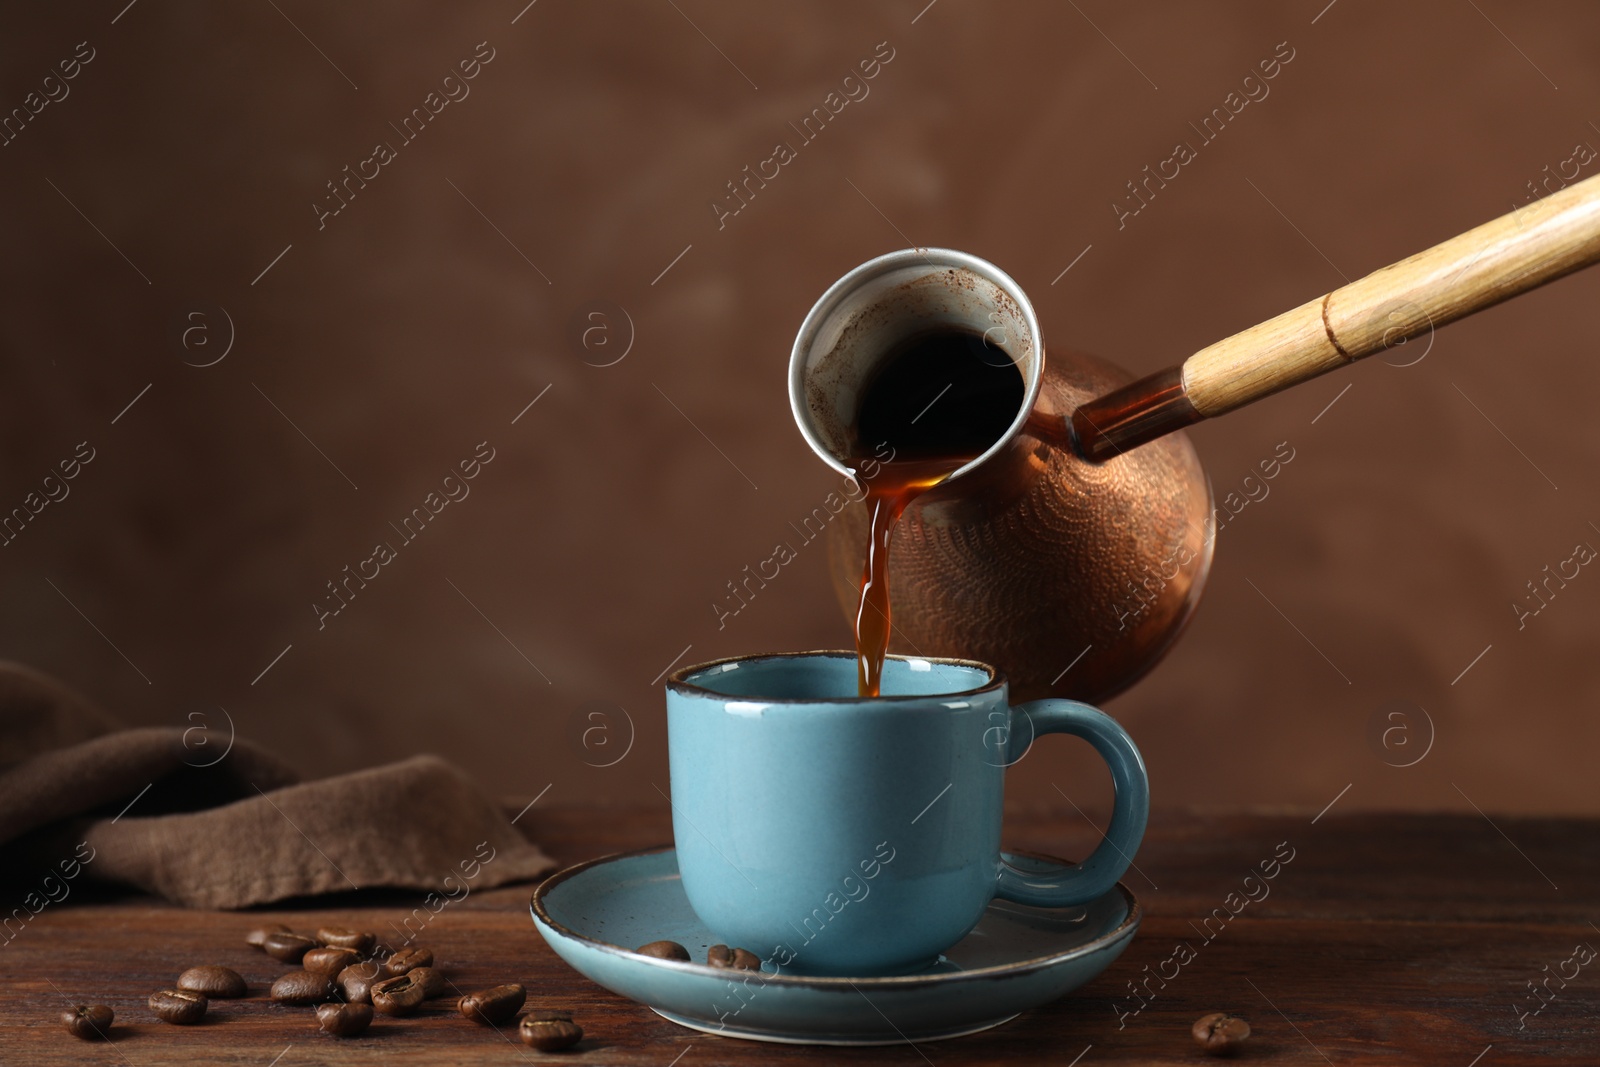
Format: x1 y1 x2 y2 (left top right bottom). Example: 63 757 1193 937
1070 171 1600 461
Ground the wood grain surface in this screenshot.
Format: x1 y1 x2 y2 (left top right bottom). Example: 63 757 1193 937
4 805 1596 1065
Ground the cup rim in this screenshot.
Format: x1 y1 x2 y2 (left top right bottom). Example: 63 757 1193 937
666 650 1004 703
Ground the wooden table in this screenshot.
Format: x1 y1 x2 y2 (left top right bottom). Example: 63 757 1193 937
5 806 1596 1064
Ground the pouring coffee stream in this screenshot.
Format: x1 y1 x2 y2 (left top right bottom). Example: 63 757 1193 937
794 172 1600 701
846 327 1026 695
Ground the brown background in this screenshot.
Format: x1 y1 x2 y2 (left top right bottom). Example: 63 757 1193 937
2 1 1597 821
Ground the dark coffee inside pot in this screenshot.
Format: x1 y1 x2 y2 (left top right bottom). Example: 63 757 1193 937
847 326 1025 696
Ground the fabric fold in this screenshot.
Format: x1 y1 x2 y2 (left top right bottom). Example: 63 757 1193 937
0 662 551 908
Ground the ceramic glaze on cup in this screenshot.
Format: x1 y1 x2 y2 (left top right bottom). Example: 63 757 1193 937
665 651 1148 976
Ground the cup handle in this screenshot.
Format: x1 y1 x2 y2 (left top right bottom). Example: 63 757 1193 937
992 699 1149 907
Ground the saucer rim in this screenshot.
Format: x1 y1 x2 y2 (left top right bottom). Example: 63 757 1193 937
529 843 1141 989
651 1006 1022 1045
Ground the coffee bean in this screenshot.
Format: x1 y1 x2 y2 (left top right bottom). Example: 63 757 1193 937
637 940 691 961
177 965 247 999
316 1001 373 1037
1192 1012 1251 1055
409 966 447 998
303 946 359 976
61 1004 113 1040
246 922 292 949
149 988 207 1025
336 960 384 1004
262 931 318 963
270 969 336 1005
383 946 433 976
316 926 375 954
458 984 526 1025
707 944 761 970
370 981 422 1017
370 968 443 1017
519 1010 583 1051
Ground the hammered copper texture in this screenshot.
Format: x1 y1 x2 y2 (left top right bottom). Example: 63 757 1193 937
827 351 1212 703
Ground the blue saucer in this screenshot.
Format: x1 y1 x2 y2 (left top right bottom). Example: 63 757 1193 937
530 846 1139 1045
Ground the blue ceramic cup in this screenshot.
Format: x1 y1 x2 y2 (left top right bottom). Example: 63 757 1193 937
665 651 1148 976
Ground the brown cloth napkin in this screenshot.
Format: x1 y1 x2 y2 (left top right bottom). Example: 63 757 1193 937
0 662 552 908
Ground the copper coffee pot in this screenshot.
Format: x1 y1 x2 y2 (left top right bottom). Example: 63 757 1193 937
790 173 1600 702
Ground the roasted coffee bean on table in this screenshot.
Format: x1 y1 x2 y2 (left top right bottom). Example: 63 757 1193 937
408 966 446 998
303 946 359 976
370 968 444 1017
261 931 317 963
458 984 526 1025
383 946 433 976
1192 1012 1251 1055
245 922 292 949
707 944 761 970
149 988 207 1025
336 960 383 1004
370 977 423 1017
316 1001 373 1038
316 926 376 954
519 1010 583 1051
270 969 336 1004
636 940 691 961
61 1004 113 1040
177 965 247 999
